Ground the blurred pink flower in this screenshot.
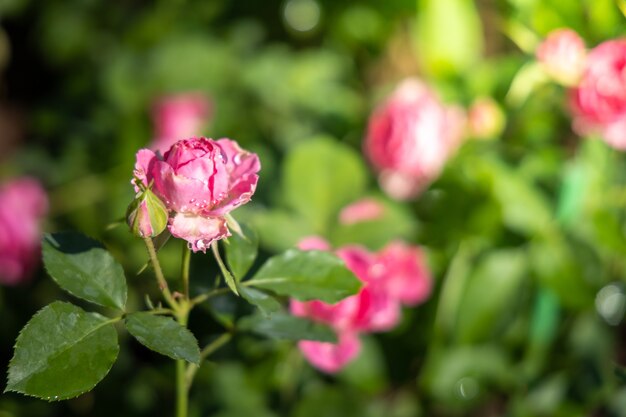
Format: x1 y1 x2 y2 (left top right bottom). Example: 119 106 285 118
0 178 48 285
364 78 465 200
466 97 505 140
151 93 211 152
375 241 432 306
536 28 586 86
570 39 626 149
291 237 432 372
291 242 399 334
297 236 332 251
133 137 260 252
338 198 385 226
297 332 361 373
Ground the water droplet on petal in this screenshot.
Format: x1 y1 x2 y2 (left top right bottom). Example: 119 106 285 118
189 198 196 204
233 154 242 165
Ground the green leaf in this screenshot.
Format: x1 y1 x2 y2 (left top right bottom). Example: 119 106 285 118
238 287 282 316
415 0 483 78
125 313 200 364
42 232 127 310
478 160 554 236
283 137 367 234
421 345 512 404
211 242 239 295
238 312 336 342
248 249 361 303
455 249 527 343
6 302 119 400
252 210 315 252
225 222 258 279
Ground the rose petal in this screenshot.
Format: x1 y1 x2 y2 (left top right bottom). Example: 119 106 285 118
150 160 213 213
169 213 230 253
133 149 158 190
298 331 361 373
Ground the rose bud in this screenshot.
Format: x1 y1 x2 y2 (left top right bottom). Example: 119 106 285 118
536 28 586 87
133 137 260 252
364 78 465 200
126 188 168 238
570 39 626 149
467 97 506 140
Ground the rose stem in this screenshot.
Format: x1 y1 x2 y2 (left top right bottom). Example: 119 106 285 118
176 242 194 417
143 237 179 311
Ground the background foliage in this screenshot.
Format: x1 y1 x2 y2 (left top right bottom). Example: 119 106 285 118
1 0 626 416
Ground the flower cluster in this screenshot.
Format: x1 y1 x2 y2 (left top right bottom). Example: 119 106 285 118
0 178 48 285
132 137 260 252
536 29 626 150
290 237 431 373
364 78 465 201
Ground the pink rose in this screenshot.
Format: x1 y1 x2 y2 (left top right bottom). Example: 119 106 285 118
151 93 211 152
0 178 48 285
133 137 260 252
290 237 433 372
338 198 385 226
536 28 586 86
291 240 400 333
570 39 626 149
375 241 432 306
364 78 465 200
297 332 361 373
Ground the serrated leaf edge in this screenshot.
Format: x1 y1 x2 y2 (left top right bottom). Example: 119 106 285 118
125 313 200 364
5 301 119 401
43 233 127 310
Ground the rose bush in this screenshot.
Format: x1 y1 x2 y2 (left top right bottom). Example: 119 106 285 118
364 78 465 200
134 137 260 252
0 178 48 285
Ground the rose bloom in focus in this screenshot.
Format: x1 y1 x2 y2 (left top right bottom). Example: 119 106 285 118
570 39 626 150
291 237 432 373
0 178 48 285
536 28 586 86
151 93 211 152
364 78 465 200
133 137 260 252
